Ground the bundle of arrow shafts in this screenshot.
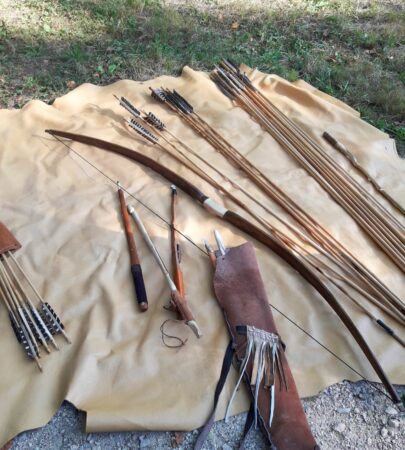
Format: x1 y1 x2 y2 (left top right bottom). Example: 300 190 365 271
0 222 70 371
114 95 405 347
209 60 405 271
322 131 405 216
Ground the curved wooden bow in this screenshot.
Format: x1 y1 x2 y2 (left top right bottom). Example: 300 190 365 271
45 129 400 404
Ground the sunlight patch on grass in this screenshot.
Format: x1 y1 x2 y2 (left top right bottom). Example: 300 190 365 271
0 0 404 153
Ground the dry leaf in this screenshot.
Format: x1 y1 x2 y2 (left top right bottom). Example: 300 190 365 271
66 80 76 89
231 21 240 30
0 440 13 450
171 431 184 447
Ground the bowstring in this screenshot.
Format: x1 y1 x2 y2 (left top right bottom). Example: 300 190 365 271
53 135 207 257
51 135 392 402
268 302 391 400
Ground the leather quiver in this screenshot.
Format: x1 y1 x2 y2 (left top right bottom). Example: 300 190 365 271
0 222 21 255
213 242 318 450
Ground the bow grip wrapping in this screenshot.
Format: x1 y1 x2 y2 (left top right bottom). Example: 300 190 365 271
210 242 318 450
130 264 148 309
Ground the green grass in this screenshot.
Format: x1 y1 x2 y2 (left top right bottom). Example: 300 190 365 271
0 0 404 155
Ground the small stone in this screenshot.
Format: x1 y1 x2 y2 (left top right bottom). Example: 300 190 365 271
388 418 400 428
354 408 360 414
222 445 232 450
334 423 346 434
381 428 388 438
385 406 398 415
139 434 153 449
337 407 351 414
367 437 373 446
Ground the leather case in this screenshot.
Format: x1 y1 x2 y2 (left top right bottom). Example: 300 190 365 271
212 242 318 449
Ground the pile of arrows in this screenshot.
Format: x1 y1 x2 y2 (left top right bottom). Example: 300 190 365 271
0 223 70 371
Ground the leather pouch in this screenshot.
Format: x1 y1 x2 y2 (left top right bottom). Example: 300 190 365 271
0 222 21 254
196 242 318 450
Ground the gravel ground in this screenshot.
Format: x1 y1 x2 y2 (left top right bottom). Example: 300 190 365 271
9 380 404 450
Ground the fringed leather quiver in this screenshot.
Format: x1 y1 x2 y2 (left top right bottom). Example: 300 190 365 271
196 242 318 450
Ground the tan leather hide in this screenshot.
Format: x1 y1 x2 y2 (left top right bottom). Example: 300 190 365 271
0 66 403 446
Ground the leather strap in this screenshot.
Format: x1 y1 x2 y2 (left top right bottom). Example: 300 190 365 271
194 339 235 450
194 342 264 450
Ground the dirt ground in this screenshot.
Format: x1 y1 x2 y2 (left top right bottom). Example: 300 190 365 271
8 381 405 450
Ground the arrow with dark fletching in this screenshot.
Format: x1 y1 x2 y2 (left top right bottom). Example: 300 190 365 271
144 112 166 131
114 95 141 118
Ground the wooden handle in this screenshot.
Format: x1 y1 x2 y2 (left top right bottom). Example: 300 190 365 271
118 189 140 265
170 290 193 322
118 189 148 311
170 185 186 297
173 262 185 298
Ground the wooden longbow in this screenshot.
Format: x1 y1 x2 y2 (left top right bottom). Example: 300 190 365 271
45 129 401 404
